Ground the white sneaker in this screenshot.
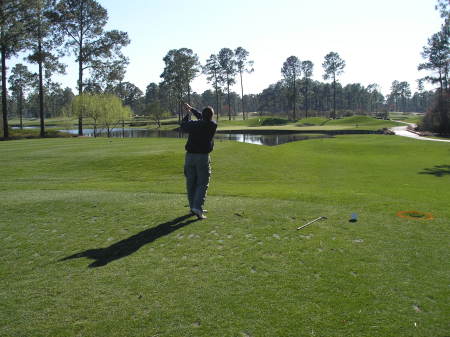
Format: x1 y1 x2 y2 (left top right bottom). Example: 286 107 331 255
191 208 207 219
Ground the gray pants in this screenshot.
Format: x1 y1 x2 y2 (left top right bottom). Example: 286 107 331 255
184 153 211 211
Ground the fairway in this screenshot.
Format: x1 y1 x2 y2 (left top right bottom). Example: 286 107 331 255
1 136 449 337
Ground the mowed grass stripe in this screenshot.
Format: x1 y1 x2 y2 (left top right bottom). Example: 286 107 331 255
1 136 449 210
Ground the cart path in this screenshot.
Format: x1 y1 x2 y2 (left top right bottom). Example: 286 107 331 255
390 121 450 143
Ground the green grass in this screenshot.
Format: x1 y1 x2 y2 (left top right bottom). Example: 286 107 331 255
389 112 424 124
9 115 403 134
8 117 168 131
428 135 450 140
208 116 289 128
2 128 74 140
246 117 290 126
324 115 399 127
0 136 449 336
214 116 288 127
9 116 77 128
218 115 402 132
296 117 329 126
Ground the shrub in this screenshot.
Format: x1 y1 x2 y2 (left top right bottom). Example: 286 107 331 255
418 93 450 135
247 117 290 127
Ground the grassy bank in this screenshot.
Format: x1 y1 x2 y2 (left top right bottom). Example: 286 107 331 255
0 135 449 336
389 112 424 124
8 115 403 135
217 116 402 132
1 128 74 140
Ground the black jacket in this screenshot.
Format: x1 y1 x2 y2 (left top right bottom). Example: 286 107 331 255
181 108 217 153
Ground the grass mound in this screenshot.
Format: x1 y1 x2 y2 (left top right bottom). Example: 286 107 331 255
247 117 290 127
1 128 74 140
296 117 329 126
389 112 424 124
326 116 399 127
217 115 402 132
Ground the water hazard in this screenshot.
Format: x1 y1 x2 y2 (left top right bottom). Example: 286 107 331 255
62 128 330 146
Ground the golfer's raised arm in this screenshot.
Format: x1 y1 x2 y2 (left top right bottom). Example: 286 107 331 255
184 103 201 120
191 108 202 120
183 103 192 113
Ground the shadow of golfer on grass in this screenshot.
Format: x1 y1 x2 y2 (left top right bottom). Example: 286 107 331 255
419 164 450 177
60 213 199 268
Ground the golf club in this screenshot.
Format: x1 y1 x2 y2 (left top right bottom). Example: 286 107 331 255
297 216 327 230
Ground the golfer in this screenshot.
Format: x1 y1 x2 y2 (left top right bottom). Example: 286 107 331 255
181 103 217 219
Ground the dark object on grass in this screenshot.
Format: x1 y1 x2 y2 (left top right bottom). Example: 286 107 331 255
297 216 327 230
396 210 433 220
349 213 358 222
60 213 199 268
381 128 395 135
419 164 450 177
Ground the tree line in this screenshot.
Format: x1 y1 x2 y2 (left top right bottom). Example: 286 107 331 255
157 46 254 123
1 0 129 138
3 49 437 132
2 0 447 138
84 49 437 124
258 77 435 120
149 50 435 121
417 0 449 134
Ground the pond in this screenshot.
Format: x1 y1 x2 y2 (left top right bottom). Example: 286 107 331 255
61 128 330 146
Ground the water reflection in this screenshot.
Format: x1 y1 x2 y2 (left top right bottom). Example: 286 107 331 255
61 128 328 146
222 133 326 146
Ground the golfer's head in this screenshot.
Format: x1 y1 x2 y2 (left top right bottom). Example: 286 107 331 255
202 106 214 121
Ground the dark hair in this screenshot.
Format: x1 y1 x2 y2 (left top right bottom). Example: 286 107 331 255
202 106 214 121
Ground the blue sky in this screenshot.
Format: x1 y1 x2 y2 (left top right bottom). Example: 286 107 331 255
16 0 443 96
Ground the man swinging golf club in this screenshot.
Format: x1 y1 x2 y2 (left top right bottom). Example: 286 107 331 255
181 103 217 219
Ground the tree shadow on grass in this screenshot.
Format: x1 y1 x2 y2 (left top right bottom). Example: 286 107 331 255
60 213 199 268
419 165 450 177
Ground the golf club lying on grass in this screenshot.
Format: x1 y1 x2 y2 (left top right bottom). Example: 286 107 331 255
297 216 327 230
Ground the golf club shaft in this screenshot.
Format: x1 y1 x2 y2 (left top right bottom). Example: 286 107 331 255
297 216 325 230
